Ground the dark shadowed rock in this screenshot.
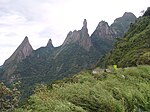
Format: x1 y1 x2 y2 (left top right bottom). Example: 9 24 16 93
46 39 54 48
143 7 150 17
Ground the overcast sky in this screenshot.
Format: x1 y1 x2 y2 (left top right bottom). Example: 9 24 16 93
0 0 150 65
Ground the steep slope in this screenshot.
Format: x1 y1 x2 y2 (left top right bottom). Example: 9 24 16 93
99 13 150 67
1 36 33 79
1 13 137 97
9 20 100 97
63 19 92 51
111 12 136 37
91 21 115 54
16 65 150 112
91 12 136 54
143 7 150 17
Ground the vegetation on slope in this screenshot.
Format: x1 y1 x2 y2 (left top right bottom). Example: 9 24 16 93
111 12 136 37
0 81 21 112
100 16 150 68
15 65 150 112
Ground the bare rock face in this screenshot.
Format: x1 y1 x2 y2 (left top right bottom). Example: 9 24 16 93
90 21 115 53
46 39 54 48
92 21 116 40
143 7 150 16
3 36 33 77
63 19 92 51
91 12 136 41
111 12 136 37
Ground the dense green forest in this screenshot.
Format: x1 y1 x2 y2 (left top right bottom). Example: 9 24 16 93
13 65 150 112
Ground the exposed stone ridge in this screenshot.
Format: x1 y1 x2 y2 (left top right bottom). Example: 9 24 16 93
123 12 136 18
3 36 33 76
143 7 150 16
63 19 92 51
46 39 54 48
92 20 115 40
110 12 136 37
4 36 33 65
113 12 136 24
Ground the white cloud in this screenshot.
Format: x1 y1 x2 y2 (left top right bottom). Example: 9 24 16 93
0 0 150 65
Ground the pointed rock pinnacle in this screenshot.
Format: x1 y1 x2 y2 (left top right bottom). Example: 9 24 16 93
46 39 54 48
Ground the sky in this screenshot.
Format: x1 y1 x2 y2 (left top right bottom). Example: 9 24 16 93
0 0 150 65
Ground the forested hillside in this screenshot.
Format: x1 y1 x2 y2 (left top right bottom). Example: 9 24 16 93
1 9 150 112
99 15 150 68
14 65 150 112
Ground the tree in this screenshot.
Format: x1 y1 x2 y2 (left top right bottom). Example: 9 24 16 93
0 81 21 112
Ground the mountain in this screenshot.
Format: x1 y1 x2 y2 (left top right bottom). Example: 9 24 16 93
0 12 136 97
91 21 116 54
5 20 100 97
46 39 54 48
111 12 136 37
91 12 136 54
63 19 92 51
99 10 150 68
143 7 150 17
1 36 33 80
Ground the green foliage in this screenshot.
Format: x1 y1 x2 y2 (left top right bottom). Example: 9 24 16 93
15 65 150 112
111 12 136 37
100 16 150 67
11 43 101 99
0 81 21 112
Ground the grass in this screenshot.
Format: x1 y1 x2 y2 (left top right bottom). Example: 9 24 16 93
15 65 150 112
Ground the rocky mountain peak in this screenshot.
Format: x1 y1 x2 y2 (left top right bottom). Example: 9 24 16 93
5 36 33 63
21 36 30 46
24 36 28 40
3 36 33 77
81 19 89 39
92 21 115 40
96 21 110 30
62 19 92 51
111 12 136 37
143 7 150 16
123 12 135 18
46 39 54 48
83 19 87 28
113 12 136 24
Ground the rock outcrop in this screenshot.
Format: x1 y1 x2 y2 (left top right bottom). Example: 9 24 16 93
91 12 136 53
143 7 150 16
111 12 136 37
0 12 137 92
63 19 92 51
3 36 33 77
46 39 54 48
92 21 116 40
91 21 115 53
